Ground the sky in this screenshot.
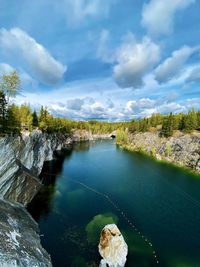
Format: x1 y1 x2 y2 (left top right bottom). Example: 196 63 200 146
0 0 200 121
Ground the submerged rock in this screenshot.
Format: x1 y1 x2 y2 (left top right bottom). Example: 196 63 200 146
0 199 52 266
98 224 128 267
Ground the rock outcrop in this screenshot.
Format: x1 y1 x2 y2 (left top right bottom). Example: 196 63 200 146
0 198 52 267
72 129 115 142
0 130 72 205
98 224 128 267
0 130 72 267
122 131 200 173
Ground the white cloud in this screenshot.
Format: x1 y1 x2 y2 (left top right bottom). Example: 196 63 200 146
124 98 186 118
154 46 198 83
125 98 156 114
186 68 200 83
113 36 160 88
63 0 115 26
67 98 84 110
157 102 185 113
0 28 67 84
0 63 14 75
142 0 195 35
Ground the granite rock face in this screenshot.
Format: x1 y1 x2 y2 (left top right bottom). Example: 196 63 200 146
0 130 71 205
0 130 71 267
98 224 128 267
0 199 52 267
125 132 200 173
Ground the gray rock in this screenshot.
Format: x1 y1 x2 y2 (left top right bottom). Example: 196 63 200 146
126 132 200 173
0 199 52 267
0 130 71 205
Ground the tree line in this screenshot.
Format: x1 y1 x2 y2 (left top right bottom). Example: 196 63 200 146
128 110 200 137
0 71 199 137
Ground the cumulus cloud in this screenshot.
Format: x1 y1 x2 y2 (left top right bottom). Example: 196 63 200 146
124 97 186 118
113 36 160 88
67 98 84 110
141 0 195 35
125 98 156 114
0 28 67 84
45 96 118 121
63 0 115 26
154 46 198 83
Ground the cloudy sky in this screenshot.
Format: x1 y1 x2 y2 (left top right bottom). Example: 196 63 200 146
0 0 200 121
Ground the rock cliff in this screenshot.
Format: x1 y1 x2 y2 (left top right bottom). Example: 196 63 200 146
0 130 72 205
122 131 200 173
0 130 73 267
0 199 52 266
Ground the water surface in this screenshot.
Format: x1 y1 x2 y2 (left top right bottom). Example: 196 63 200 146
28 140 200 267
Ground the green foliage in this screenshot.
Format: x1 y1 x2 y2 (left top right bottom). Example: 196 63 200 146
7 105 21 133
151 147 157 157
32 111 39 127
0 91 8 133
116 130 128 144
127 110 200 138
0 70 20 103
165 143 172 157
160 113 174 137
180 109 198 133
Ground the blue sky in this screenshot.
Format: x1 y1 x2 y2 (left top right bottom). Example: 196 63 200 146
0 0 200 120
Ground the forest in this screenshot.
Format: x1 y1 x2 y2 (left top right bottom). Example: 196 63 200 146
0 71 200 137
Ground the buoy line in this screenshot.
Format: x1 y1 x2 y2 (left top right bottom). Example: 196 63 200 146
41 171 159 264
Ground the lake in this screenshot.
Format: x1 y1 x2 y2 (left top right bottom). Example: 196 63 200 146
28 139 200 267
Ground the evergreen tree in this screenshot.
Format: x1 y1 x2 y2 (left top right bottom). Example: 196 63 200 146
0 91 8 133
181 109 198 132
32 110 39 127
7 105 20 133
161 113 173 137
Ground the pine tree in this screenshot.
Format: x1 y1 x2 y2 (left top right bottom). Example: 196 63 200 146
32 110 39 127
7 105 20 133
0 91 8 133
161 113 173 137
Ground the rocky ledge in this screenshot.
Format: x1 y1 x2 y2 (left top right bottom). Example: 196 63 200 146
122 131 200 173
0 130 72 205
0 130 73 267
0 199 52 267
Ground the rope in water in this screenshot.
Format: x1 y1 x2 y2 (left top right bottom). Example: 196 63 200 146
41 172 159 264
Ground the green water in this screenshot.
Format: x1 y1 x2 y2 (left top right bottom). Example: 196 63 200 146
28 140 200 267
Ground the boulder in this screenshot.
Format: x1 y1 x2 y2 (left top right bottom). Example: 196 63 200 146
98 224 128 267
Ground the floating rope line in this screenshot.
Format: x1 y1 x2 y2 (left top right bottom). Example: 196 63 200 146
69 178 159 265
41 171 159 264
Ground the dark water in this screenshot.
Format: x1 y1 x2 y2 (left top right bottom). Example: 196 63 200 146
28 140 200 267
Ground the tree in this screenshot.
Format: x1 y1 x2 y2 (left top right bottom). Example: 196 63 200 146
160 113 174 137
0 91 8 132
181 109 198 133
7 105 20 133
0 70 21 103
32 110 39 127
